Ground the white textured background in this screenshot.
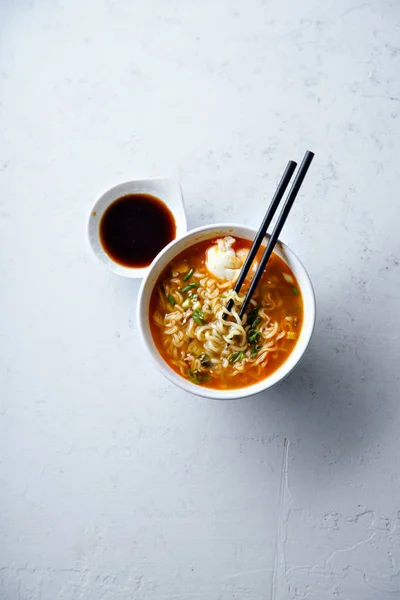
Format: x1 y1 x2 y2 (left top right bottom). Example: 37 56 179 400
1 1 400 599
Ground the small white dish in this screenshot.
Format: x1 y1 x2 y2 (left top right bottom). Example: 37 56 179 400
88 177 187 278
137 223 316 400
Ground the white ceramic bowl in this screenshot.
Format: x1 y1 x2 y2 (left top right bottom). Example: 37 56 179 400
88 177 187 278
137 223 316 399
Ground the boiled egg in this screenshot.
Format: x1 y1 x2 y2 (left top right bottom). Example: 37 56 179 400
205 237 242 281
205 237 260 282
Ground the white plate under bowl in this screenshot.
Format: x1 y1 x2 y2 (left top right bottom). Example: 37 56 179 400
88 177 187 278
137 223 316 400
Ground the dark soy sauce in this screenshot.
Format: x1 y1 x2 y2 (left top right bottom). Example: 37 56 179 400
100 193 176 268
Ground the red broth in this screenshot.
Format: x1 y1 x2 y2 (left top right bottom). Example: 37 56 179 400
150 237 303 390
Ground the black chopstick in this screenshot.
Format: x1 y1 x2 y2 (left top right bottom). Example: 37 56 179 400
224 160 297 317
238 150 315 319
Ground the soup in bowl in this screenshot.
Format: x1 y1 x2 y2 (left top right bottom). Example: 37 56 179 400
137 224 316 399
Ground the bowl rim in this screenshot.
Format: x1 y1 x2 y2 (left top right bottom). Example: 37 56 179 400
137 222 316 400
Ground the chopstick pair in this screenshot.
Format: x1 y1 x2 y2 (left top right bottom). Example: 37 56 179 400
225 150 314 320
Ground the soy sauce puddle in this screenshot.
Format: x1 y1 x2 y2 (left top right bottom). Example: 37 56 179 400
100 193 176 268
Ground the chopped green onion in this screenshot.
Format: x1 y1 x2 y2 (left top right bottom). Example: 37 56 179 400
247 305 261 326
252 317 261 328
228 351 244 364
282 272 295 285
182 298 191 309
183 268 194 282
292 287 299 295
180 282 200 293
188 369 200 384
192 309 206 326
248 330 261 343
188 369 210 384
175 262 190 274
167 294 175 306
250 344 262 358
207 304 212 310
199 354 212 368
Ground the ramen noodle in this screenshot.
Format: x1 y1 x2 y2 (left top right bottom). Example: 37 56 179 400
149 236 303 390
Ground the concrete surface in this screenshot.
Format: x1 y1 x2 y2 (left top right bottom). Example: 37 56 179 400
1 1 400 598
